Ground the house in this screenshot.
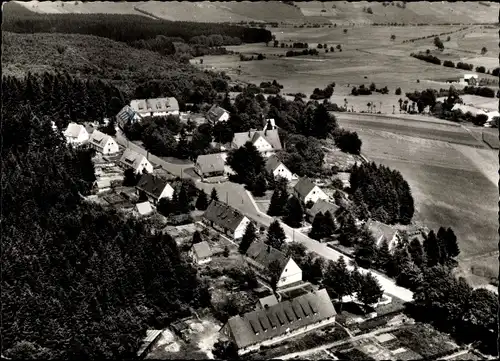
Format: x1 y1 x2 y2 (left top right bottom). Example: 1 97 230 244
195 153 226 178
256 295 279 310
88 130 120 155
63 123 89 145
135 173 174 205
265 155 294 182
190 241 212 265
136 330 163 359
245 242 302 289
206 105 230 124
130 97 180 119
366 219 401 252
460 74 478 86
203 200 251 240
231 129 283 158
119 149 154 174
220 289 337 355
293 177 329 205
134 201 153 217
306 199 340 223
451 104 486 117
116 105 141 127
485 110 499 128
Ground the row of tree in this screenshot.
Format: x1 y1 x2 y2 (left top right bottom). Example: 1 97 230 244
349 162 415 224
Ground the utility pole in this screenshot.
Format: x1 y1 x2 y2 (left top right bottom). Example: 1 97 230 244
226 192 228 205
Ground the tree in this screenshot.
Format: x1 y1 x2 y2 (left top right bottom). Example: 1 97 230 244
386 247 411 278
445 227 460 259
123 168 140 186
323 211 336 237
239 222 257 254
252 173 267 197
267 181 288 217
357 273 383 307
408 237 425 267
195 190 209 210
423 230 440 267
354 229 377 268
390 34 396 40
226 142 266 186
176 132 192 159
210 187 219 201
192 230 203 245
268 259 284 289
212 340 239 360
323 257 353 303
369 83 376 92
396 262 423 291
375 239 391 272
434 36 444 50
267 220 287 249
481 46 487 55
395 87 402 95
283 195 304 228
176 185 191 214
309 212 326 240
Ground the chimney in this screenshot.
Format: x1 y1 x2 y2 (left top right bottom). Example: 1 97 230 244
267 245 271 253
248 130 251 137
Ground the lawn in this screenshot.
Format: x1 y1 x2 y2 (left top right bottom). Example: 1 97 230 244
391 323 458 358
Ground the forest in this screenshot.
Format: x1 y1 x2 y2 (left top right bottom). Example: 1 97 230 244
3 2 272 58
1 85 210 359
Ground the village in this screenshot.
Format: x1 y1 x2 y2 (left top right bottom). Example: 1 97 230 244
57 91 493 361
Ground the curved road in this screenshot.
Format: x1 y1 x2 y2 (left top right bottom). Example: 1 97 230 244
114 130 413 302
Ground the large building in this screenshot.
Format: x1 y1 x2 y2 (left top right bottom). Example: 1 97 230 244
220 289 337 355
203 200 251 240
129 97 180 120
245 242 302 289
231 129 282 158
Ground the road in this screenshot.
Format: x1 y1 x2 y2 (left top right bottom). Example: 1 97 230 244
113 131 413 303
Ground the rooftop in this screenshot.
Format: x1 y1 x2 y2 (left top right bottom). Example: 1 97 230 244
294 177 317 199
258 295 279 309
196 153 226 174
192 241 212 259
265 154 289 173
232 129 282 151
226 289 336 349
307 199 340 219
203 200 246 232
135 173 171 199
366 219 399 245
135 201 153 216
64 122 86 138
89 130 113 149
245 242 289 271
130 97 179 114
119 148 149 170
206 105 229 122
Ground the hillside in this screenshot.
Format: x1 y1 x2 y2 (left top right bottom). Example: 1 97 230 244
15 0 499 25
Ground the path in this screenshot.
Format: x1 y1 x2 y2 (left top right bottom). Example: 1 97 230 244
114 131 413 303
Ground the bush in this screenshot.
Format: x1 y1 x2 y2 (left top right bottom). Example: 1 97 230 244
443 60 455 68
456 62 473 71
475 66 486 73
395 87 402 95
411 52 441 65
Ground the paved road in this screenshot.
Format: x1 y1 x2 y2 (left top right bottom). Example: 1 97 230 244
114 131 413 303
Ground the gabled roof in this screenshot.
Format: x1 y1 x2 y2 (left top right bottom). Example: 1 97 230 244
226 289 336 349
245 242 289 271
120 149 149 171
207 105 229 122
64 123 86 138
135 173 171 199
130 97 179 114
366 219 399 245
258 295 279 309
192 241 212 259
135 201 153 216
196 153 226 174
265 155 289 173
307 199 339 219
116 105 137 124
89 130 113 149
203 200 246 232
232 129 282 151
293 177 318 199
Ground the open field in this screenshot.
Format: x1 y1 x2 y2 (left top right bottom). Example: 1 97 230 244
18 1 497 25
335 114 498 284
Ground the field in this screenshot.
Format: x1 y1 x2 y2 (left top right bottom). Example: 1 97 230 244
18 1 498 25
335 113 498 285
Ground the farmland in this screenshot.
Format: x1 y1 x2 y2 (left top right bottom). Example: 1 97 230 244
335 113 498 285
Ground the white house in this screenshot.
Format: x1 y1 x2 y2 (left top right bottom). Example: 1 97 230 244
63 123 89 145
293 177 329 205
195 153 226 178
119 149 154 174
88 130 120 155
231 129 283 158
460 74 478 86
366 219 401 252
485 110 499 128
130 97 180 120
265 155 294 182
206 105 230 124
245 242 302 289
221 289 336 355
135 173 175 205
190 241 212 265
203 200 251 240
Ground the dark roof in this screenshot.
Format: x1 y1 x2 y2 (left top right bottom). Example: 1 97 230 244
293 177 317 199
232 129 282 151
226 289 336 349
245 242 288 271
207 105 229 122
203 200 246 232
196 153 226 174
307 200 339 219
116 105 137 125
135 173 171 199
265 155 283 173
193 241 211 259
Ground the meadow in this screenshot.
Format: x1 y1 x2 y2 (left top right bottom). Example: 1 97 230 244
335 114 498 285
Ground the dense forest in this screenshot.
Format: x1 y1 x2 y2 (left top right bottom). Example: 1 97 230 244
1 81 210 360
3 2 272 58
349 162 415 224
